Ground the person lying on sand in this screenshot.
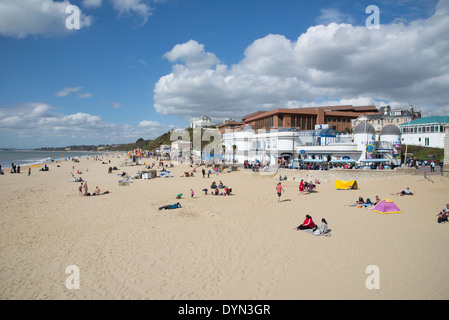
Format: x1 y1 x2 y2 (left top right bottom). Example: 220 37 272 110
159 202 182 210
393 187 414 196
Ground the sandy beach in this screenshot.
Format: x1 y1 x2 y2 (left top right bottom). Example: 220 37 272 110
1 153 449 300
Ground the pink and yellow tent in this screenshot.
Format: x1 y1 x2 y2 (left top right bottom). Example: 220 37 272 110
372 198 401 214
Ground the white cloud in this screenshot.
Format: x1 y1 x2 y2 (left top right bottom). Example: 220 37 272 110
110 0 152 24
0 0 92 38
163 40 220 71
0 102 177 148
315 8 355 25
138 120 162 127
55 86 83 97
153 0 449 122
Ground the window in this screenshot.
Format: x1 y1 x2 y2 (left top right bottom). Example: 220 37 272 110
425 138 430 146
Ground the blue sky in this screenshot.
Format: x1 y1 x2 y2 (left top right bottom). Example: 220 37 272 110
0 0 447 148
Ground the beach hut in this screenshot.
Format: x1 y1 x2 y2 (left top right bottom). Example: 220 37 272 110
335 180 358 190
372 199 401 214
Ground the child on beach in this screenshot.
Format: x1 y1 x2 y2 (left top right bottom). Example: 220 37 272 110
191 189 194 198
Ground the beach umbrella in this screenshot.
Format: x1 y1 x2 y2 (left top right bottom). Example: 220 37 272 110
372 198 401 214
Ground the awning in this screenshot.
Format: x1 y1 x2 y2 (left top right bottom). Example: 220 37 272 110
301 159 328 163
329 159 356 163
360 159 391 162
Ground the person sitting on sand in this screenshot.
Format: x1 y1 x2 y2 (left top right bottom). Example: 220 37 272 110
437 204 449 223
224 186 232 196
159 202 182 210
356 195 365 204
176 193 183 199
313 218 329 236
95 186 101 195
296 215 317 231
394 187 413 196
213 188 220 195
211 181 217 189
218 181 224 189
373 195 381 205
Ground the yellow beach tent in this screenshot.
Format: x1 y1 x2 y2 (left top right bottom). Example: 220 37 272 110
335 180 358 190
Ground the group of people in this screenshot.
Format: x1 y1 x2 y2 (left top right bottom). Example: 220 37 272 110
355 195 381 206
206 180 232 196
295 215 330 236
298 179 317 194
78 181 109 196
437 204 449 223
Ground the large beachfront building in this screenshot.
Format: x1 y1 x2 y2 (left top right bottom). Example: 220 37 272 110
399 116 449 149
218 105 379 134
221 123 402 167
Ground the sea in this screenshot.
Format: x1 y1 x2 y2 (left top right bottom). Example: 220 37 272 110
0 150 109 169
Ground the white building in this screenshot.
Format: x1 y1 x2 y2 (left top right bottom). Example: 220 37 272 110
190 116 216 129
399 116 449 149
221 122 402 168
170 140 192 163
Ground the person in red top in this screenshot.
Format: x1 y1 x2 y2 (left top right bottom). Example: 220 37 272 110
298 179 304 194
276 182 284 202
296 215 316 230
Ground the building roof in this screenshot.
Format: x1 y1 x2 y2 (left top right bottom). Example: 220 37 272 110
243 105 378 122
380 124 401 136
354 122 376 134
400 116 449 126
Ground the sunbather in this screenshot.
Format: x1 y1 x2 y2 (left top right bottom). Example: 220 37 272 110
159 203 182 210
394 187 413 196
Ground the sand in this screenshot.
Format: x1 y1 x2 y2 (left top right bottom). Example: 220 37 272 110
1 153 449 300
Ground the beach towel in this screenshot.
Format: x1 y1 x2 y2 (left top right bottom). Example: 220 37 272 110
301 228 332 237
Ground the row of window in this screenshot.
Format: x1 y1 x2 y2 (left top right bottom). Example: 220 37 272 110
400 125 446 134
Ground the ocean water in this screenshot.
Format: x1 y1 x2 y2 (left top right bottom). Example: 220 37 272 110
0 150 107 169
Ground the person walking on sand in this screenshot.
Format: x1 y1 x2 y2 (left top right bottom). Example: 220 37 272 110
28 167 31 176
78 183 84 196
276 182 285 202
191 189 194 198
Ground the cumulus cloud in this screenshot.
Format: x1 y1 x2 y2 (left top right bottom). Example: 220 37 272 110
154 0 449 122
0 0 92 38
0 103 177 148
110 0 152 24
